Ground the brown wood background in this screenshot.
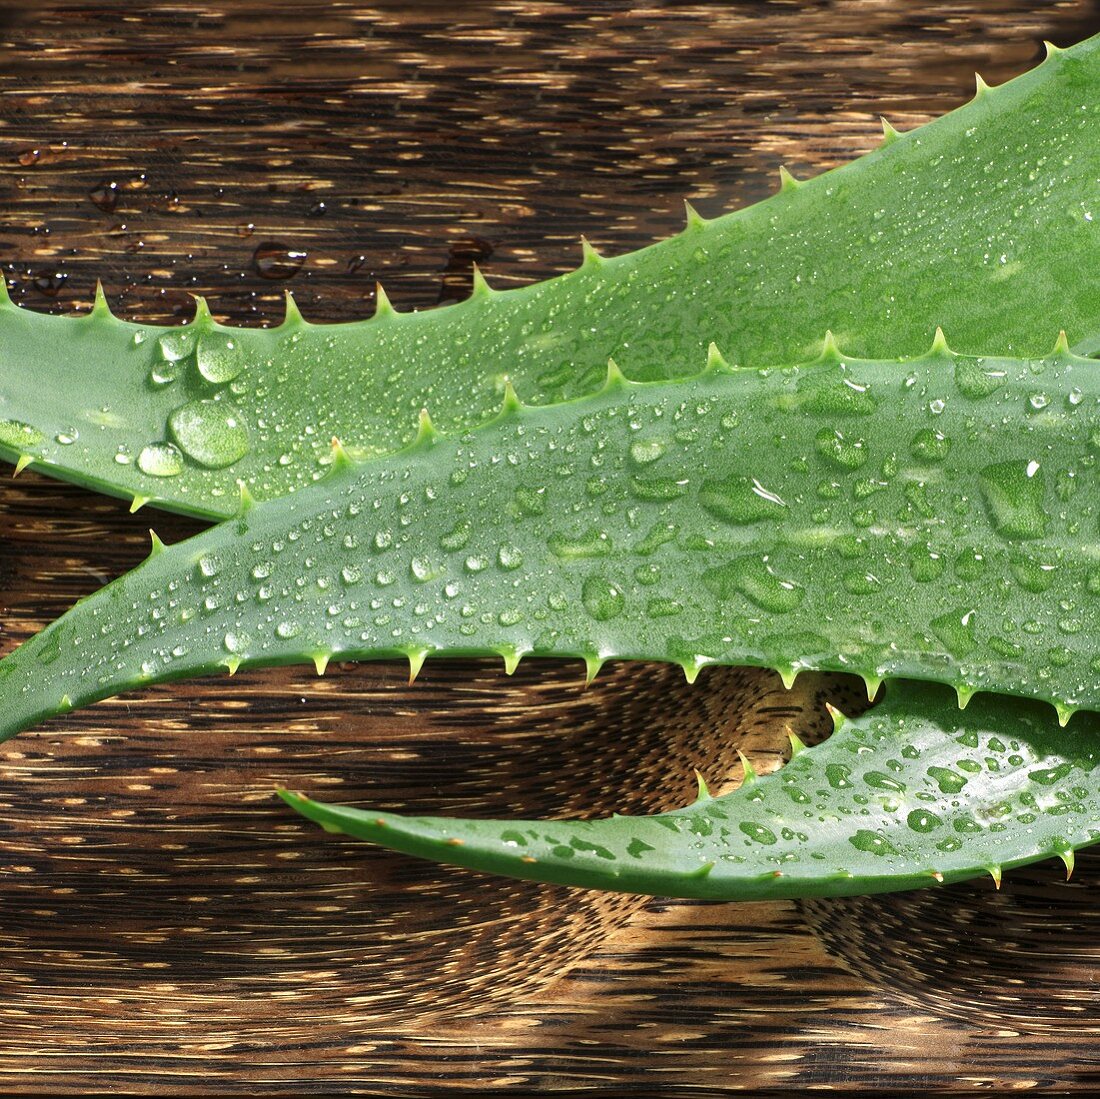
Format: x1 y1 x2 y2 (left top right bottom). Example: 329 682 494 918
3 1 1100 1093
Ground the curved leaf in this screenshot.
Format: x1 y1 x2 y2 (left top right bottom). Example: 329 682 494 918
281 681 1100 899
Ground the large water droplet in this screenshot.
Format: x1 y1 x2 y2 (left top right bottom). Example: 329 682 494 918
955 357 1006 399
168 399 249 469
814 427 867 470
196 332 244 384
137 442 184 478
702 556 804 613
0 420 44 449
979 459 1049 540
699 476 786 525
848 829 899 856
582 574 625 621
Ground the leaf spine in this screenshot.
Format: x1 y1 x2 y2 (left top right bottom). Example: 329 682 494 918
580 236 603 268
500 647 522 676
862 674 882 702
777 664 798 690
1055 701 1076 728
237 480 257 515
406 647 429 685
374 283 395 319
282 291 305 328
1059 848 1075 880
583 653 603 686
819 329 842 362
778 165 801 193
58 694 73 712
13 454 33 477
737 749 758 783
414 408 438 446
129 495 150 514
148 529 166 557
693 768 711 802
191 295 213 327
223 656 242 676
987 864 1003 889
312 652 331 676
1052 329 1070 355
470 263 492 299
825 702 847 734
705 342 732 375
880 116 901 145
500 378 523 415
929 326 952 356
683 199 707 231
955 684 976 710
786 730 807 757
91 280 111 319
680 659 703 685
1043 40 1064 60
974 72 992 98
603 357 630 391
329 436 355 472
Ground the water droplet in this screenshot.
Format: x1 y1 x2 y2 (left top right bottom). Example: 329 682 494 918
88 180 119 212
582 574 625 621
0 420 44 449
168 399 249 469
955 357 1006 399
906 809 942 833
137 442 184 478
1028 392 1050 411
739 822 778 845
909 428 951 463
979 459 1049 540
253 241 307 280
702 556 804 614
549 529 611 558
629 439 667 465
849 829 899 856
275 622 300 640
699 476 786 524
931 608 977 658
814 427 867 470
927 765 968 794
198 554 220 577
824 762 852 789
907 544 945 583
54 430 77 445
497 544 524 570
196 332 244 384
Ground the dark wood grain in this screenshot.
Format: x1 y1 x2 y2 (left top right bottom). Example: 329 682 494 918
2 2 1100 1093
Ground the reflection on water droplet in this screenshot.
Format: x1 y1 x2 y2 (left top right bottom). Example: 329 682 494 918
814 427 867 469
702 555 804 613
909 428 950 463
699 475 786 524
739 822 777 845
906 809 942 832
168 399 249 469
253 241 307 280
137 442 184 478
849 829 899 856
955 357 1006 399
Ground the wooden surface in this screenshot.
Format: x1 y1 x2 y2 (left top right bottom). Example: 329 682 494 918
3 2 1100 1093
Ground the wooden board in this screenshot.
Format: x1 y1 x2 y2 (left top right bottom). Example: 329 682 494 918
2 2 1100 1092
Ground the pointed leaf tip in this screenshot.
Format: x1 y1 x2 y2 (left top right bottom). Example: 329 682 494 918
237 480 257 515
705 342 730 374
191 295 212 325
148 529 166 557
1055 702 1075 728
974 72 992 97
880 116 901 144
313 652 331 676
930 326 951 356
223 656 242 677
681 660 703 685
987 864 1003 890
130 495 150 514
12 454 33 477
786 730 807 757
955 684 976 710
1053 330 1070 355
819 330 842 361
777 665 798 690
501 648 522 676
583 653 603 686
1043 39 1063 60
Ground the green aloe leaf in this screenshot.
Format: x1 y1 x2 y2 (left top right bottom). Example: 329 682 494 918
279 681 1099 899
3 342 1100 747
2 39 1099 518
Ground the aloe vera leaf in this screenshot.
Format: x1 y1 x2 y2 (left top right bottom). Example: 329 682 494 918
2 40 1099 519
5 341 1100 744
278 680 1099 899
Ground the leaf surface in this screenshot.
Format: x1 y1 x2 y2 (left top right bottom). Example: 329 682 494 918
5 344 1100 744
2 40 1099 516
